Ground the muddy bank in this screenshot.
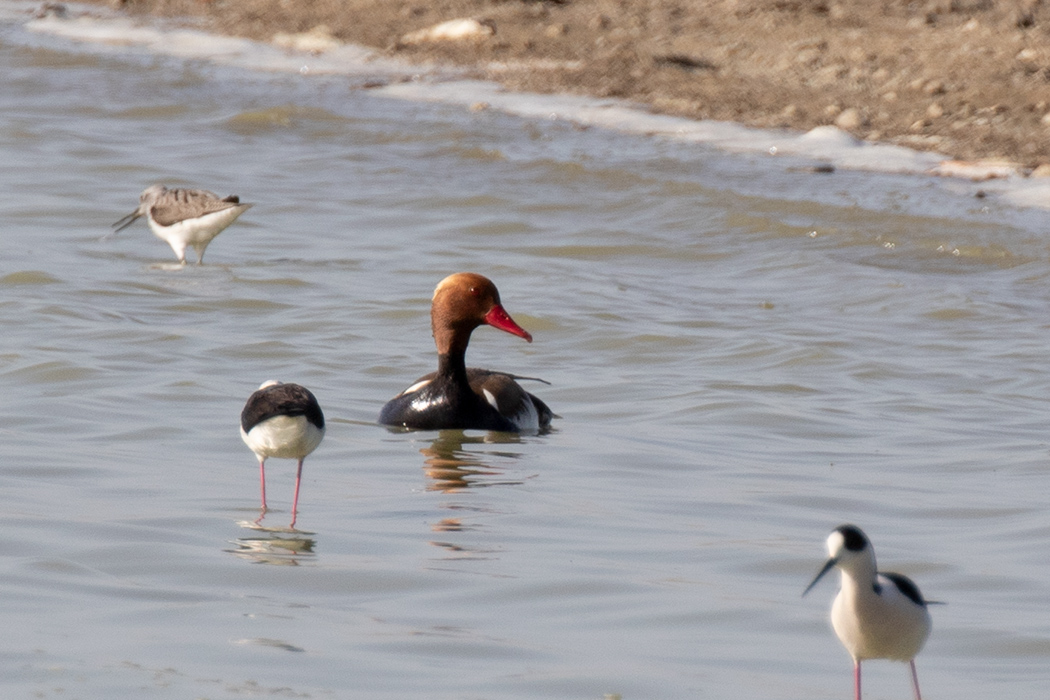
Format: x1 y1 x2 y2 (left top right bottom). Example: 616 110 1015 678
100 0 1050 171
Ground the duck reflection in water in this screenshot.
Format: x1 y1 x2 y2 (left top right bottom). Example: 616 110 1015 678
420 430 533 493
421 430 534 559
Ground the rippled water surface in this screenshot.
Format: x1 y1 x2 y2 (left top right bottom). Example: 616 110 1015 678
2 6 1050 699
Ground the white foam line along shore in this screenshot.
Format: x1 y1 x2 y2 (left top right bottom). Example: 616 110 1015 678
20 1 1050 209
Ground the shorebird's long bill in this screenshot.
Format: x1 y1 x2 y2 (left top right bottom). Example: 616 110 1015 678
803 557 837 597
110 209 142 233
484 304 533 343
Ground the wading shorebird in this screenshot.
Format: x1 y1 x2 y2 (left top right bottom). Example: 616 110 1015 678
803 524 936 700
240 381 325 529
112 185 252 264
378 272 554 433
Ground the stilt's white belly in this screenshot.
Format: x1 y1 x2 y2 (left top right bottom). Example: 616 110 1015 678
240 415 324 460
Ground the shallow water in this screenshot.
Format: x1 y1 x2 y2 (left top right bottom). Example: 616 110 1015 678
2 4 1050 699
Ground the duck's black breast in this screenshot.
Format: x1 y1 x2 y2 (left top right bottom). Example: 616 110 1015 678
378 369 548 433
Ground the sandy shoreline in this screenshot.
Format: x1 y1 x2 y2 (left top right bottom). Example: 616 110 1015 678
88 0 1050 173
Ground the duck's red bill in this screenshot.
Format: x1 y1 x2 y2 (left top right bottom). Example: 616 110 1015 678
484 304 533 342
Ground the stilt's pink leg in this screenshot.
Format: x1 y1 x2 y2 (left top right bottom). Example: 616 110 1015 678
909 660 922 700
854 660 862 700
253 459 268 525
259 459 268 510
289 458 304 529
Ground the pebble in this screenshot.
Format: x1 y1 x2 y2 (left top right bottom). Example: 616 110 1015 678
793 163 836 174
589 15 612 30
272 25 341 54
796 48 823 66
545 23 569 38
829 3 849 21
933 159 1023 180
924 80 947 95
400 18 495 45
834 107 865 130
35 2 67 18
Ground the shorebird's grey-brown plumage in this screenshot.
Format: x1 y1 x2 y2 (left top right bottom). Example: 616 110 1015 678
112 185 251 264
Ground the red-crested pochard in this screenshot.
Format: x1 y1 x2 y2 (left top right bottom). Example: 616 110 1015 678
379 272 554 433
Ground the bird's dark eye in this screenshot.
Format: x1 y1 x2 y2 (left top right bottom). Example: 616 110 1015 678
469 286 480 296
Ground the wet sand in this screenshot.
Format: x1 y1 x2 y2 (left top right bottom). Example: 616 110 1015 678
101 0 1050 172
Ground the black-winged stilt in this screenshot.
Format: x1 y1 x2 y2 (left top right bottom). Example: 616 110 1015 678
240 381 325 529
803 524 935 700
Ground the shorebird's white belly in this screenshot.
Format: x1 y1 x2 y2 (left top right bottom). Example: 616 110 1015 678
240 415 324 460
148 206 246 247
832 578 931 662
